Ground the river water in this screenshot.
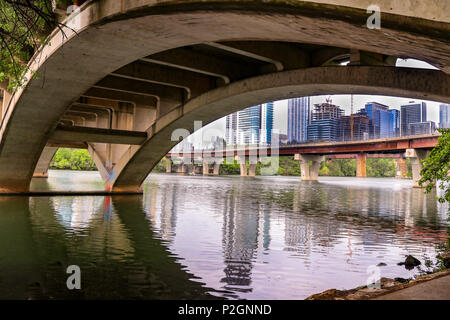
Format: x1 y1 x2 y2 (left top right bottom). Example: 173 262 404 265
0 170 448 299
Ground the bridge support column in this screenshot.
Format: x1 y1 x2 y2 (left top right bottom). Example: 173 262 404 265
395 158 408 179
165 159 172 173
356 152 367 178
406 149 429 188
202 160 210 176
213 159 223 176
248 163 257 177
295 154 324 181
237 156 247 177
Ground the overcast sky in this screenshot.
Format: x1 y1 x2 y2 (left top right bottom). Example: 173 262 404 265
185 59 444 147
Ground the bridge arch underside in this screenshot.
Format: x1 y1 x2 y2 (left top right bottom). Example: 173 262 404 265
0 0 449 193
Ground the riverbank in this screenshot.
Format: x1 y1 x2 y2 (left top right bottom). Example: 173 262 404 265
306 263 450 300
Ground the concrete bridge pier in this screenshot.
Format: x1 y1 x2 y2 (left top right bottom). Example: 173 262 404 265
248 163 257 177
356 152 367 178
295 154 324 181
165 159 172 173
213 159 223 176
202 160 210 176
239 159 247 177
395 158 408 179
406 149 429 188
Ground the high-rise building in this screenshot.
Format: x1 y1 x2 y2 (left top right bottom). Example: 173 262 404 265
261 102 274 145
225 112 238 145
390 109 400 137
362 102 392 139
307 102 343 142
237 105 261 144
400 102 427 136
287 97 310 144
440 104 450 129
408 121 436 135
225 103 274 145
339 114 370 141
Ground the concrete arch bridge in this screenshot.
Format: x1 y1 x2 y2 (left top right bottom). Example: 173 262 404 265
0 0 448 193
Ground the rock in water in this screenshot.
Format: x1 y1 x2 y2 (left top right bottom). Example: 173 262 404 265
404 255 421 268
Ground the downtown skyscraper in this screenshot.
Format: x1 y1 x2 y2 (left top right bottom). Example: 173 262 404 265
287 97 310 144
225 103 274 145
440 104 450 129
400 102 428 135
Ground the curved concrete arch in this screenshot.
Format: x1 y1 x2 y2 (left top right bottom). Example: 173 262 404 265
0 0 449 193
108 65 450 191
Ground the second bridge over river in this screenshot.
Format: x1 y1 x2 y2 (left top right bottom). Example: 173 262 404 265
165 134 439 187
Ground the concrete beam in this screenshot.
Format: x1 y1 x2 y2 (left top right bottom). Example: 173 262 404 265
51 125 147 145
111 60 216 98
142 47 258 83
83 88 158 107
94 76 184 105
205 42 283 73
217 41 310 70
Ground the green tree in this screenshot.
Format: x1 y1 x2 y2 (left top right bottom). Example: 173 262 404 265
50 148 96 170
419 128 450 203
0 0 76 89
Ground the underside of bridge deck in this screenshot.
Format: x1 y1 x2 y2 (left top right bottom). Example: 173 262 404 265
0 0 449 193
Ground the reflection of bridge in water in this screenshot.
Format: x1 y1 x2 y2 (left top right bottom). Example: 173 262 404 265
166 134 439 187
0 195 213 299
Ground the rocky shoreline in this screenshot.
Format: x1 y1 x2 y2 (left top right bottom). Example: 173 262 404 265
306 254 450 300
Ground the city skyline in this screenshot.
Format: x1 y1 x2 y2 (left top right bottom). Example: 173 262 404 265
186 58 442 147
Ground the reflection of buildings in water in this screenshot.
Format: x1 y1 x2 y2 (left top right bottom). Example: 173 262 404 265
143 183 160 227
221 182 263 291
51 196 103 229
287 184 341 256
143 181 180 242
257 203 271 252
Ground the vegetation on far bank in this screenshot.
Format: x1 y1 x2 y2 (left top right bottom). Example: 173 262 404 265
153 155 412 178
50 148 96 171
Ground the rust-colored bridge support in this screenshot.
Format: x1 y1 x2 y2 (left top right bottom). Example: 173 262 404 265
295 154 324 181
406 149 429 188
395 158 408 179
356 152 367 178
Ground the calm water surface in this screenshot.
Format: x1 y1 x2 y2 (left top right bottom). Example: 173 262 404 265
0 170 448 299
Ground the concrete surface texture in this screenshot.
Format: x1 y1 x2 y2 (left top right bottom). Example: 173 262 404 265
374 274 450 300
